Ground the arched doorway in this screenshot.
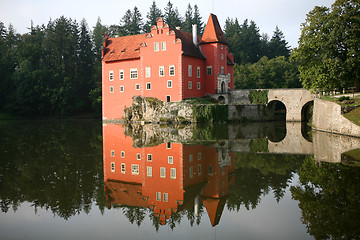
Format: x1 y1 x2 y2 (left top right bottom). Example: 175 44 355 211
221 81 226 93
267 100 286 121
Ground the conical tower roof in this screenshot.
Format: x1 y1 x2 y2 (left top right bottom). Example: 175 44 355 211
200 14 228 45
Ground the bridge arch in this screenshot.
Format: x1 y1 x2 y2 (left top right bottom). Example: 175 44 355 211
301 100 314 122
267 100 286 121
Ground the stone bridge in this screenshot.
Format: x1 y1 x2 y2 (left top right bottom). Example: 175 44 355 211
210 88 315 122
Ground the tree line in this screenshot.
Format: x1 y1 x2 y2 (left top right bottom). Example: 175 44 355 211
0 0 357 117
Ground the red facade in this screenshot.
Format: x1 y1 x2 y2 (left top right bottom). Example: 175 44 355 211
103 123 235 226
102 14 234 120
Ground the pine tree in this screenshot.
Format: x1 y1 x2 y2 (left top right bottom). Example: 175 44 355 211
269 26 290 58
164 1 182 28
144 1 163 32
183 4 193 33
92 17 107 59
130 6 143 35
193 5 203 35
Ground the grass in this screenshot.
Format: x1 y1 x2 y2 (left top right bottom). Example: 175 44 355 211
344 107 360 126
321 95 360 107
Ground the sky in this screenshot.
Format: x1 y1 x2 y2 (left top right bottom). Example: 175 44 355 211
0 0 335 48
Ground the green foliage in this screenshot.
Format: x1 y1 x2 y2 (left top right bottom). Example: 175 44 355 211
144 1 163 32
249 90 268 104
192 104 228 122
291 0 360 91
249 138 268 153
234 56 301 89
338 96 350 101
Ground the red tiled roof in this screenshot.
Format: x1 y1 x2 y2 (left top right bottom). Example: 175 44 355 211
200 14 228 45
105 180 148 207
102 34 146 62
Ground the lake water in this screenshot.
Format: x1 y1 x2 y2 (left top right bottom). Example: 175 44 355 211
0 120 359 240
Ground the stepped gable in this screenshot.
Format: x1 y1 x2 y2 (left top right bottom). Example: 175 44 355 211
102 34 146 62
200 14 228 45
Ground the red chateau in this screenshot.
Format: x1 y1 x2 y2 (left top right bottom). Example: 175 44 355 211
102 14 234 120
103 123 234 227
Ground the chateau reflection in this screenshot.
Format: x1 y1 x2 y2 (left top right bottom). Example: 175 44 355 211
103 123 234 227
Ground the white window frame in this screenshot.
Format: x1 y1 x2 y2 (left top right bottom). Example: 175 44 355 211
121 163 126 174
154 42 159 52
131 164 139 175
147 166 152 177
169 65 175 76
159 66 165 77
119 70 124 80
156 192 161 201
137 153 141 160
167 80 172 88
110 86 114 93
160 167 166 178
208 166 213 176
168 156 173 164
189 154 193 162
221 54 224 60
188 81 192 89
109 71 114 81
198 152 202 160
120 86 124 92
170 168 176 179
198 164 202 176
197 66 200 78
163 193 168 202
147 154 152 162
135 83 140 90
145 67 151 78
146 82 151 90
221 44 224 49
197 82 201 90
161 41 166 51
207 66 212 75
130 68 138 79
111 150 115 157
111 162 115 172
221 66 224 75
188 65 192 77
121 151 125 158
189 166 193 178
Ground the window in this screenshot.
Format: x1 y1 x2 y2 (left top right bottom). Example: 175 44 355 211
167 142 171 149
188 81 192 89
154 42 159 51
145 67 151 78
135 83 140 90
146 82 151 90
221 54 224 60
121 151 125 158
156 192 161 201
110 86 114 93
197 66 200 78
119 70 124 80
198 164 202 176
170 168 176 179
169 65 175 76
189 166 193 178
167 80 172 88
147 166 152 177
137 153 141 160
207 66 212 75
109 71 114 81
111 162 115 172
166 96 171 102
221 66 224 75
160 167 166 178
130 68 138 79
189 154 193 162
121 163 126 174
208 166 213 176
111 150 115 157
120 86 124 92
197 82 201 90
168 156 173 164
198 152 202 160
163 193 168 202
161 41 166 51
159 66 165 77
221 44 224 49
188 65 192 77
132 164 139 175
147 154 152 161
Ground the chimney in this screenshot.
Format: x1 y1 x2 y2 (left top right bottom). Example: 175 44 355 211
192 24 198 46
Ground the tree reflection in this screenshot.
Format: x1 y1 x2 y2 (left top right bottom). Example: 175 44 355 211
291 156 360 239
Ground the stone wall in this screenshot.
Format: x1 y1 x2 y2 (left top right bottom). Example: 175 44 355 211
228 104 269 121
312 99 360 138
